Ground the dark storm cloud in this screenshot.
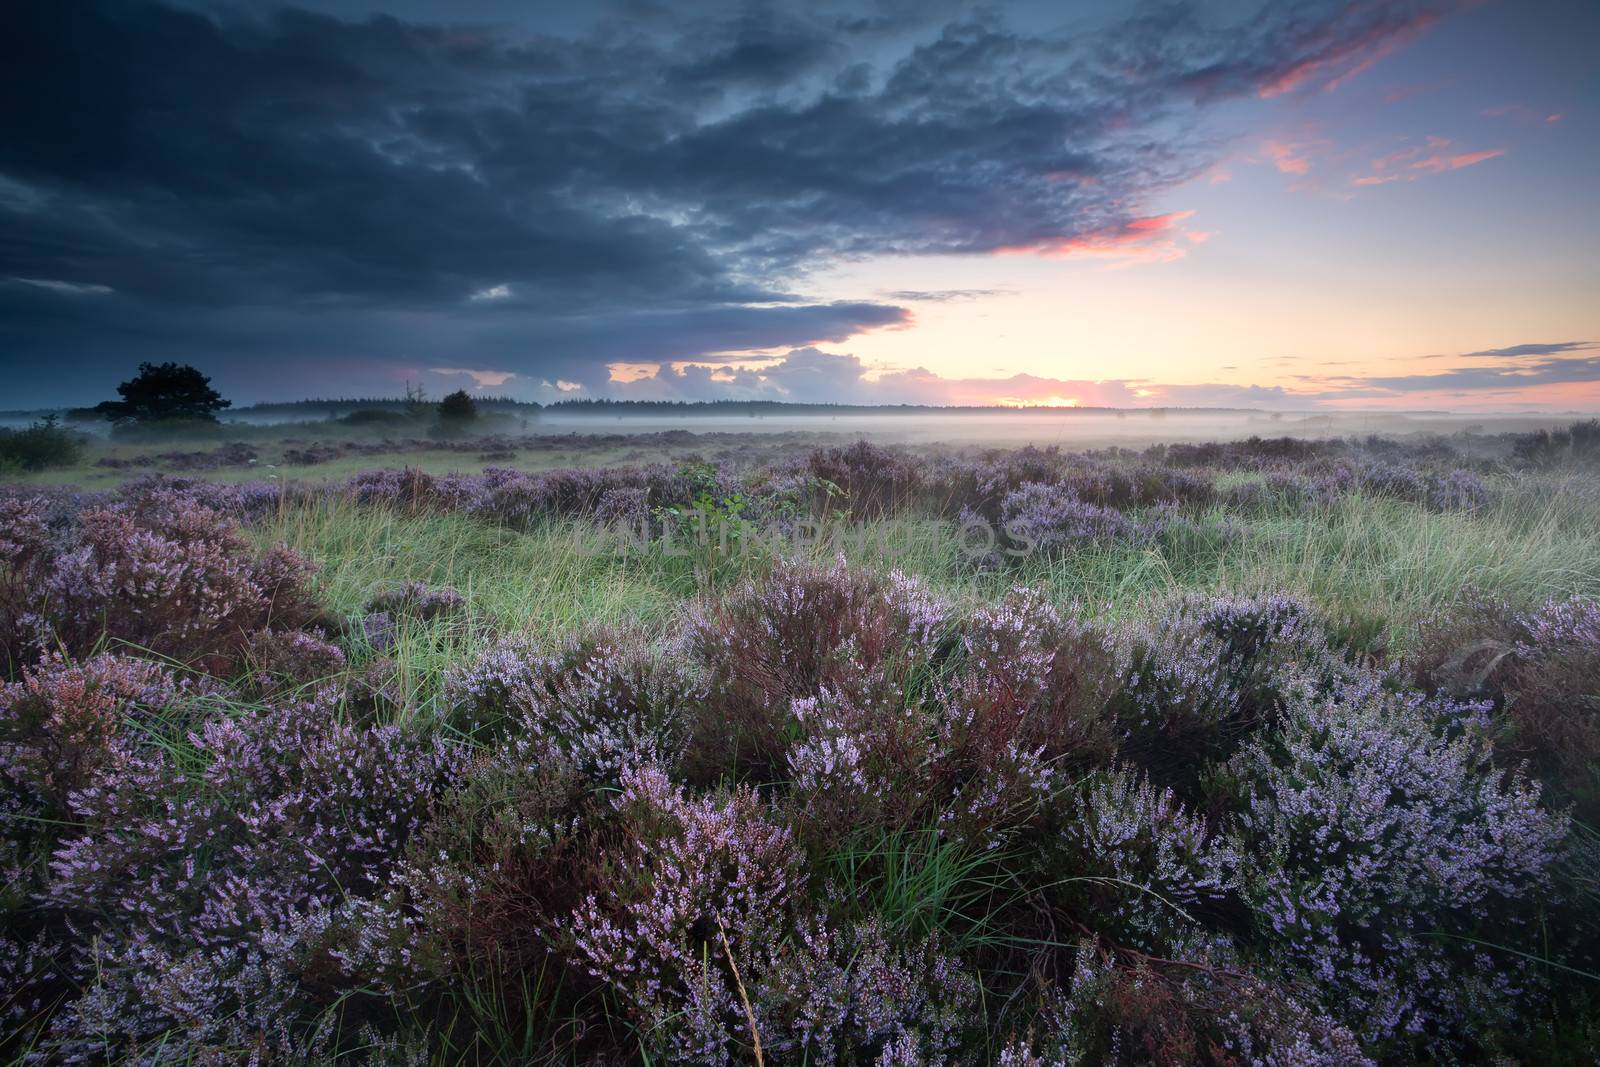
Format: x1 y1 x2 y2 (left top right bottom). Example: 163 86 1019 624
0 0 1460 403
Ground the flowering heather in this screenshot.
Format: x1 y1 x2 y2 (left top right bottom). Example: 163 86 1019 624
116 474 289 522
782 685 940 843
925 445 1068 522
999 482 1155 555
925 589 1122 844
1057 462 1216 512
1052 770 1240 954
781 591 1118 850
744 916 978 1065
998 940 1372 1067
441 631 545 735
1410 594 1600 820
806 440 923 519
510 632 701 781
1111 592 1342 793
399 743 603 983
1230 684 1566 1053
0 496 323 672
683 558 954 783
0 654 181 828
40 690 463 1060
569 765 981 1063
568 763 806 1062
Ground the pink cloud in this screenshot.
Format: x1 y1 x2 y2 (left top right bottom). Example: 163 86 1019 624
1262 140 1313 175
997 210 1204 265
1409 147 1505 173
1349 137 1505 187
1258 11 1443 98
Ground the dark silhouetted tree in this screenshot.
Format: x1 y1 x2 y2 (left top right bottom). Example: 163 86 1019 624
437 389 479 423
94 363 231 423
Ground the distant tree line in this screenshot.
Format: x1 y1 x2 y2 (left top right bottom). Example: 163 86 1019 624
233 395 542 416
546 398 1168 415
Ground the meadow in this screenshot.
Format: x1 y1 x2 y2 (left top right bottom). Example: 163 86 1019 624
4 418 1600 1064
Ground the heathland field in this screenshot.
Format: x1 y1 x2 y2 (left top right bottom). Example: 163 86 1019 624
4 419 1600 1064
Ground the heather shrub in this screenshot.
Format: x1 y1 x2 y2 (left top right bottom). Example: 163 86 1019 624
1162 435 1330 469
0 496 60 669
0 654 181 827
441 631 544 736
386 742 611 1058
41 691 463 1060
116 473 287 522
780 590 1119 851
684 559 954 783
240 628 348 693
569 765 980 1063
506 631 701 781
1504 597 1600 817
567 763 805 1061
998 482 1151 555
781 685 940 843
1000 942 1371 1067
1049 770 1239 955
345 465 451 512
1111 593 1339 795
0 498 324 673
744 915 979 1065
444 629 699 767
1058 462 1215 511
1427 467 1491 511
1229 684 1566 1054
1407 596 1521 701
1411 595 1600 821
929 589 1120 843
925 445 1067 522
807 440 922 519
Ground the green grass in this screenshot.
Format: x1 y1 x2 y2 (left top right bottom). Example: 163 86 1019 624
258 472 1600 676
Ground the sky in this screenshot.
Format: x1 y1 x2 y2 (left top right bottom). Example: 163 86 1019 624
1 0 1596 411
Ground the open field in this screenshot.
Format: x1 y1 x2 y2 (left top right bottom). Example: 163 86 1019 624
4 419 1600 1063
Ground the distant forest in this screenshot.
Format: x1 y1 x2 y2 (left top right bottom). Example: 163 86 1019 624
228 396 540 416
543 399 1274 416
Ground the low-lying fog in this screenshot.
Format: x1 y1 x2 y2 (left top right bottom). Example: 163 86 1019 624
3 407 1582 451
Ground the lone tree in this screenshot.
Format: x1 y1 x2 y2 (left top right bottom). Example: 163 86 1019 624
94 362 231 424
437 388 479 423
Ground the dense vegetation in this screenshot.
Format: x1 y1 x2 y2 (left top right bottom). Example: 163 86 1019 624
0 418 84 474
2 425 1599 1064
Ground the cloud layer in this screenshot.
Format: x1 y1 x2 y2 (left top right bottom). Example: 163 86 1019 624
0 0 1470 404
